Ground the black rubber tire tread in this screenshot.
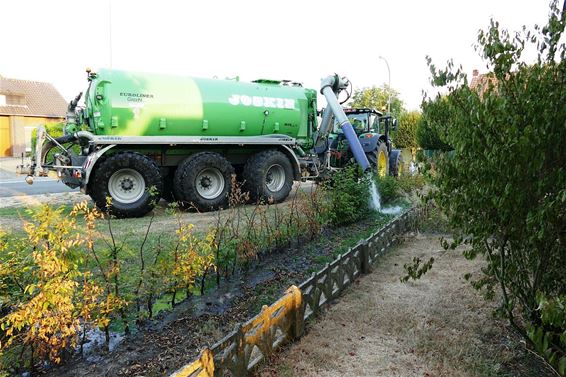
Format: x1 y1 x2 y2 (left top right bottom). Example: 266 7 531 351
389 149 403 177
173 152 234 212
90 152 163 218
242 149 294 203
366 142 389 177
366 150 377 168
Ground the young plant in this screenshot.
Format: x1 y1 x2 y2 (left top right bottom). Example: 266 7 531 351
1 205 84 369
323 164 371 226
73 201 126 350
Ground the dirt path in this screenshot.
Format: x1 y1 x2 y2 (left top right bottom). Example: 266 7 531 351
257 234 552 377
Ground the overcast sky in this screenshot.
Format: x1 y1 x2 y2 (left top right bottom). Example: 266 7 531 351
0 0 552 111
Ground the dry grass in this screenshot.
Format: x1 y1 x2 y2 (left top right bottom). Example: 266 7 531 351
0 191 87 209
0 182 315 236
256 234 550 377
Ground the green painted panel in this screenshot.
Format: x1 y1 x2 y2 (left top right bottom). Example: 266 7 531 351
84 69 317 141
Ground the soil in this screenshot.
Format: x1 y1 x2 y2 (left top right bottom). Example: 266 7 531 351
255 234 555 377
43 209 392 377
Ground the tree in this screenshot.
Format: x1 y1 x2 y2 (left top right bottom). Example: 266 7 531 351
417 97 453 151
426 1 566 373
349 85 405 118
393 111 420 149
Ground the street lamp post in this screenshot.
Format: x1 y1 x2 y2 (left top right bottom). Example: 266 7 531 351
378 56 391 115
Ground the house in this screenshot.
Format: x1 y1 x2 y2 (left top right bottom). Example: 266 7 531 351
0 75 67 157
469 69 497 97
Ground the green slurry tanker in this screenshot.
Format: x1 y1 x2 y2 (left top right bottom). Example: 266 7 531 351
28 69 402 218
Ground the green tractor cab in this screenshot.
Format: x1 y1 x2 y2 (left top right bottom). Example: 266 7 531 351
328 108 403 177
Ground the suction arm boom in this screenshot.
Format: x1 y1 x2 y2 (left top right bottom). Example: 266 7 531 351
320 74 370 171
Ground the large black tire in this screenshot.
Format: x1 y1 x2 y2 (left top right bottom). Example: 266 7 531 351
174 152 234 211
366 150 377 167
366 142 389 177
90 152 163 218
242 149 294 203
389 149 404 177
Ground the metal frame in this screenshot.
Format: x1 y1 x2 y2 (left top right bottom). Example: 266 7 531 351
90 134 297 146
28 127 301 188
80 142 302 188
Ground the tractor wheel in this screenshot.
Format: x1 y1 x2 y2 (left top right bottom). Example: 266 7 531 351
174 152 234 211
366 142 389 177
242 149 294 203
389 149 404 177
366 151 377 168
90 152 163 218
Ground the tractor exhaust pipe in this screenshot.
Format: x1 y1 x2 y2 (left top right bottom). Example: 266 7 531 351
320 74 370 171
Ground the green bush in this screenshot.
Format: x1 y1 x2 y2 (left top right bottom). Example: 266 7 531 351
393 111 420 149
397 174 425 194
30 122 64 151
527 294 566 375
324 164 370 226
30 123 81 164
427 2 566 373
375 175 401 204
417 98 452 151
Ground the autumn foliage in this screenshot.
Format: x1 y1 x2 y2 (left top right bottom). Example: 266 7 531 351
0 178 333 374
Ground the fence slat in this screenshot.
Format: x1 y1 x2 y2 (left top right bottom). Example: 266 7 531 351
170 349 214 377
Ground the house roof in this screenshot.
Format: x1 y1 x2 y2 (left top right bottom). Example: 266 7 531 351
0 76 67 118
470 69 497 95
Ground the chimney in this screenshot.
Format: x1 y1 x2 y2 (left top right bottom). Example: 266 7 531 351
472 69 479 77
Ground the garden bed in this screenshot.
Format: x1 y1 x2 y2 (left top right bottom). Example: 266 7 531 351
44 210 399 377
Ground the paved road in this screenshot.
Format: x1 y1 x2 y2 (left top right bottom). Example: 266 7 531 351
0 178 78 197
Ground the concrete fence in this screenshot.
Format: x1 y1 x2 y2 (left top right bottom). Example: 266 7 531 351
171 208 418 377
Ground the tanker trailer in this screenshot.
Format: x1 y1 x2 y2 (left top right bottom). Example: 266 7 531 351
27 69 370 218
